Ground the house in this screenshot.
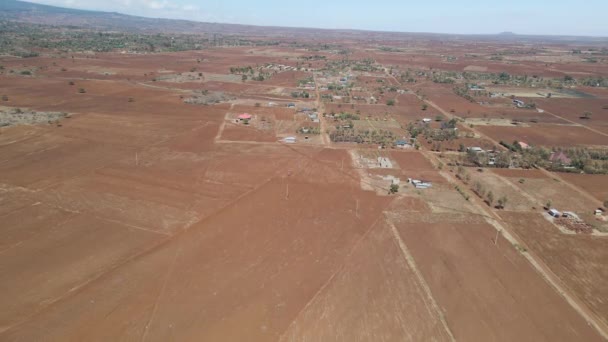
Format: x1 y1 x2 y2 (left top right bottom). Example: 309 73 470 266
549 151 572 166
238 113 252 121
395 140 410 149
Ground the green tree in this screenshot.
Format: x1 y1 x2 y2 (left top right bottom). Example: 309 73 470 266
386 99 395 106
497 196 508 209
422 104 428 111
583 111 592 119
486 191 494 207
389 184 399 194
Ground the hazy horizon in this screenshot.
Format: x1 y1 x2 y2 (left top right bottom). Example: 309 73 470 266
23 0 608 37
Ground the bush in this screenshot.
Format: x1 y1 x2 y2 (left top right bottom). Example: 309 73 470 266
1 95 8 102
78 88 86 94
389 184 399 194
386 99 395 106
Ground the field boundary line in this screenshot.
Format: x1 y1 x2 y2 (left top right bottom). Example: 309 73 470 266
386 219 457 342
277 212 388 342
140 243 181 342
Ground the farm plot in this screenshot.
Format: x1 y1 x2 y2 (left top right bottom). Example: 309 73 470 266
391 216 603 341
477 124 608 148
500 212 608 331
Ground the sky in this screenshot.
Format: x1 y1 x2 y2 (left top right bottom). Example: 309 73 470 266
27 0 608 36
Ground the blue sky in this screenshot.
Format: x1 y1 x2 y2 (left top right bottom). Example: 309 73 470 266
28 0 608 36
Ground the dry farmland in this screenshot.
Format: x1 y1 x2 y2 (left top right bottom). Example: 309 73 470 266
2 10 608 342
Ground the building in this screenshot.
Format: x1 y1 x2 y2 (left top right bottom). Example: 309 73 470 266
282 136 296 144
422 118 432 123
517 141 530 149
467 147 484 153
513 99 525 108
549 151 572 166
238 113 252 121
408 178 432 189
395 140 411 149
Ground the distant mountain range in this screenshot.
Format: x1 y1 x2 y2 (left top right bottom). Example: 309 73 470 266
1 0 607 43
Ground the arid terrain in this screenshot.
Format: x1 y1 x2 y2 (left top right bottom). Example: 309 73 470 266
1 1 608 341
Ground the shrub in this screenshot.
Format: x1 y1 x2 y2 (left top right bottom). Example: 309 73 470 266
78 88 86 94
389 184 399 194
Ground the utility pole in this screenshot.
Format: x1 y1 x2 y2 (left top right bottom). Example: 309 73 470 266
286 169 292 200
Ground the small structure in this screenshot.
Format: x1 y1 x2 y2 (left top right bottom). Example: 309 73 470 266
282 136 296 144
548 208 561 218
422 118 432 123
517 141 530 150
287 103 296 108
238 113 252 120
595 208 605 216
395 140 410 149
408 178 432 189
513 99 525 108
467 147 484 153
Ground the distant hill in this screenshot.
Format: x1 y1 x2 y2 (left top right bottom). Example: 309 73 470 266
1 0 607 43
0 0 287 36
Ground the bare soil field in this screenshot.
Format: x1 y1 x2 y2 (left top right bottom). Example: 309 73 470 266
477 124 608 148
534 97 608 133
558 173 608 203
390 150 435 171
496 170 597 213
3 30 608 341
391 214 602 341
280 220 453 342
500 212 608 331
